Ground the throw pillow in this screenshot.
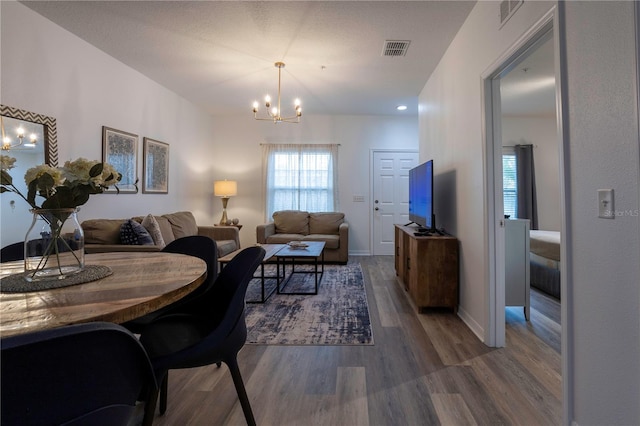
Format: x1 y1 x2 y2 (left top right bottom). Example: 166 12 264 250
120 219 155 245
141 214 166 247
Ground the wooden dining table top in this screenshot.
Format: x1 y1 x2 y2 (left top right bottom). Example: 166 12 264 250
0 251 207 338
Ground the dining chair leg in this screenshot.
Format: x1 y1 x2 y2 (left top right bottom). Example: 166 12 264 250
226 357 256 426
159 374 169 415
142 386 159 426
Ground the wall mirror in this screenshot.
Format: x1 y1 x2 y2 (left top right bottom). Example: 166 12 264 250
0 105 57 165
1 105 58 248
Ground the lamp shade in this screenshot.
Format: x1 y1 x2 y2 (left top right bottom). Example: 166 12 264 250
214 180 237 197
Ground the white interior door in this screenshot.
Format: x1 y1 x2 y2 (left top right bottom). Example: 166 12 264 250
372 150 418 255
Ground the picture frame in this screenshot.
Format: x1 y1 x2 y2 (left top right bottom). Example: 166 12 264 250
102 126 138 193
142 138 169 194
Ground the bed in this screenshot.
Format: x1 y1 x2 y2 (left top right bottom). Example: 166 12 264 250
529 230 561 300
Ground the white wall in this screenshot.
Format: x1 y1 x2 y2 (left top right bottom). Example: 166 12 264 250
0 146 47 246
419 0 557 339
562 1 640 424
421 0 640 423
209 114 418 251
502 115 560 230
0 2 216 247
0 2 419 254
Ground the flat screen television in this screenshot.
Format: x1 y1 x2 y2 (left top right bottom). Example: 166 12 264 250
408 159 434 232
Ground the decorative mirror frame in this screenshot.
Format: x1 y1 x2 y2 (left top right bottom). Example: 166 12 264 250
0 104 57 166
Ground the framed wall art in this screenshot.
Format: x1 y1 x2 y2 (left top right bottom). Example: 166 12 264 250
102 126 138 193
142 138 169 194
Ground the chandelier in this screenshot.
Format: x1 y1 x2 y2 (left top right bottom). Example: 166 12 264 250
1 116 37 150
252 62 302 123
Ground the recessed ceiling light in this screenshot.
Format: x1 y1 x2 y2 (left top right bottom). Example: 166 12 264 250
396 105 407 111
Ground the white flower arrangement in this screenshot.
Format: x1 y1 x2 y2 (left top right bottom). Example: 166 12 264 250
1 155 122 210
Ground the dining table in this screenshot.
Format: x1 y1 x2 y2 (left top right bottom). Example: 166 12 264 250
0 251 207 338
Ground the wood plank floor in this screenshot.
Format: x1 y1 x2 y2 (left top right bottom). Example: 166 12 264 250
149 256 561 426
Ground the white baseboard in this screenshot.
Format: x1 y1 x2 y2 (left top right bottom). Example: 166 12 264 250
348 250 371 256
457 305 485 343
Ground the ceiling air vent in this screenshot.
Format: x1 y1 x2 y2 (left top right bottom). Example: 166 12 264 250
382 40 410 57
499 0 523 28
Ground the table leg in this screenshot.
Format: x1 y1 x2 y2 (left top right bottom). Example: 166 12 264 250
276 253 323 296
245 262 278 304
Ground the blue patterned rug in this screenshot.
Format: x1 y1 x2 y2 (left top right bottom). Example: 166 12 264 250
244 261 373 345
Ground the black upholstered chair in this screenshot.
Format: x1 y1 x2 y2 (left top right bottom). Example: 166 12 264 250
1 239 76 263
0 241 24 262
123 235 218 334
1 322 157 426
140 246 265 426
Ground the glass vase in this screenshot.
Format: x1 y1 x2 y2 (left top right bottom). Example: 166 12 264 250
24 208 85 282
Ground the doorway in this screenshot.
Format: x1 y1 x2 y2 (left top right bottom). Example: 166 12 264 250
371 150 418 255
483 10 565 348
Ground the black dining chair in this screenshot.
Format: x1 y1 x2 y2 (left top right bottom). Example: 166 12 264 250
140 245 266 426
0 241 24 262
1 322 157 426
123 235 219 334
1 239 76 263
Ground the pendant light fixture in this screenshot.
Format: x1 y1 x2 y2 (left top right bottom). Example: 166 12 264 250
252 62 302 124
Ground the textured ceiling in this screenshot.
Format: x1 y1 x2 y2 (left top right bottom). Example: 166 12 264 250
23 1 477 117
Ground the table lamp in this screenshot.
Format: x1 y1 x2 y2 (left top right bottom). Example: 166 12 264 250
214 180 237 225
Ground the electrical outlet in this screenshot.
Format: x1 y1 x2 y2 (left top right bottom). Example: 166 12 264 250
598 189 614 219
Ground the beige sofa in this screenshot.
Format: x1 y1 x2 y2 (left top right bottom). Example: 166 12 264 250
256 210 348 263
82 211 240 258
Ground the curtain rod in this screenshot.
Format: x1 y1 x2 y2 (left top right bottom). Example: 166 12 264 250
259 143 341 145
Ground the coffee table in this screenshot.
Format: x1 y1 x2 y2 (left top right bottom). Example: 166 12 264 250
218 244 287 303
275 241 325 295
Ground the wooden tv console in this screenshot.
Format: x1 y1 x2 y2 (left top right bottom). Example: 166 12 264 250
394 225 459 312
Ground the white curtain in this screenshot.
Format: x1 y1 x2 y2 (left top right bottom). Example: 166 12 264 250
262 144 339 220
502 146 517 218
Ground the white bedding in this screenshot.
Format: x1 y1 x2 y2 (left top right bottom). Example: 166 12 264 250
530 252 560 270
529 230 560 262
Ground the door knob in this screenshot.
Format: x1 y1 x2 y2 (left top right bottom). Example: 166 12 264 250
375 207 379 211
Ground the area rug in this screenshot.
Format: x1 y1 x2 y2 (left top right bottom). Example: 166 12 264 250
244 261 374 345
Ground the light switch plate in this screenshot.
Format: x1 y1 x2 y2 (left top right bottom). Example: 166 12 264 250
598 189 614 219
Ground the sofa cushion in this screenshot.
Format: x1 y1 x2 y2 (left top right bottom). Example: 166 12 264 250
309 212 344 235
163 211 198 239
302 234 340 250
141 214 166 247
82 219 125 244
120 220 155 245
265 233 304 245
273 210 309 235
154 216 176 244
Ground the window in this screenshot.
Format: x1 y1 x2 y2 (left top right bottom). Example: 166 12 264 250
502 148 517 218
263 144 339 219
